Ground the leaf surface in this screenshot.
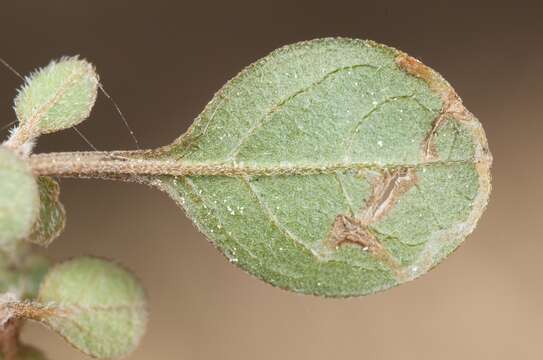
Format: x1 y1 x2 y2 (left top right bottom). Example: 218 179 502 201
15 257 147 359
13 57 98 138
146 38 492 296
27 177 66 247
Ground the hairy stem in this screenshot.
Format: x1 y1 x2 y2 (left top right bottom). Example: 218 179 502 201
29 150 163 180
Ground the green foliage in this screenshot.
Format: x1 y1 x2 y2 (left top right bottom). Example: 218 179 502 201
0 38 492 357
27 177 65 247
0 147 39 251
151 38 492 296
36 257 147 359
12 57 98 142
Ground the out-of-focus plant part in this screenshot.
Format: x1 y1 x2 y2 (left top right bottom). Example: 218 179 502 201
0 147 39 251
1 257 146 359
0 253 50 300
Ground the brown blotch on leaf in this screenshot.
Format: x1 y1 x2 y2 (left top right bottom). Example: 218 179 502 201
359 167 418 223
327 214 400 270
329 214 377 249
395 53 474 161
326 167 417 270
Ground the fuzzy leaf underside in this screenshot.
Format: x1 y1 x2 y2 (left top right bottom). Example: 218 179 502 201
34 257 147 359
14 57 98 137
150 38 492 296
27 177 66 247
0 147 39 249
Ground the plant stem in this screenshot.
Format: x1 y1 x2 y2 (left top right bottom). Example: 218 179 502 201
29 150 167 180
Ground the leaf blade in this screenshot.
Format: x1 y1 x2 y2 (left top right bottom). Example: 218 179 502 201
13 57 98 139
34 257 147 359
147 38 492 297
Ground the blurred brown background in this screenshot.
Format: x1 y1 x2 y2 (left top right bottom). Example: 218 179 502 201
0 1 540 359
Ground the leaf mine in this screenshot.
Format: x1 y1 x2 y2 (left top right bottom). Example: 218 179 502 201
325 167 419 273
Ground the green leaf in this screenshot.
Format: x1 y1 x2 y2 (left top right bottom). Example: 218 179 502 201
27 177 66 247
0 344 48 360
32 257 146 359
13 56 98 139
0 147 39 250
148 38 492 296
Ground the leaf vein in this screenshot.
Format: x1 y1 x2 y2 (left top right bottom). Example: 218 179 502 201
227 64 380 160
334 172 355 216
242 176 323 260
345 94 418 158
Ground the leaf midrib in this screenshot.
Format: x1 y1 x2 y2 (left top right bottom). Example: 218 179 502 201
29 149 477 179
